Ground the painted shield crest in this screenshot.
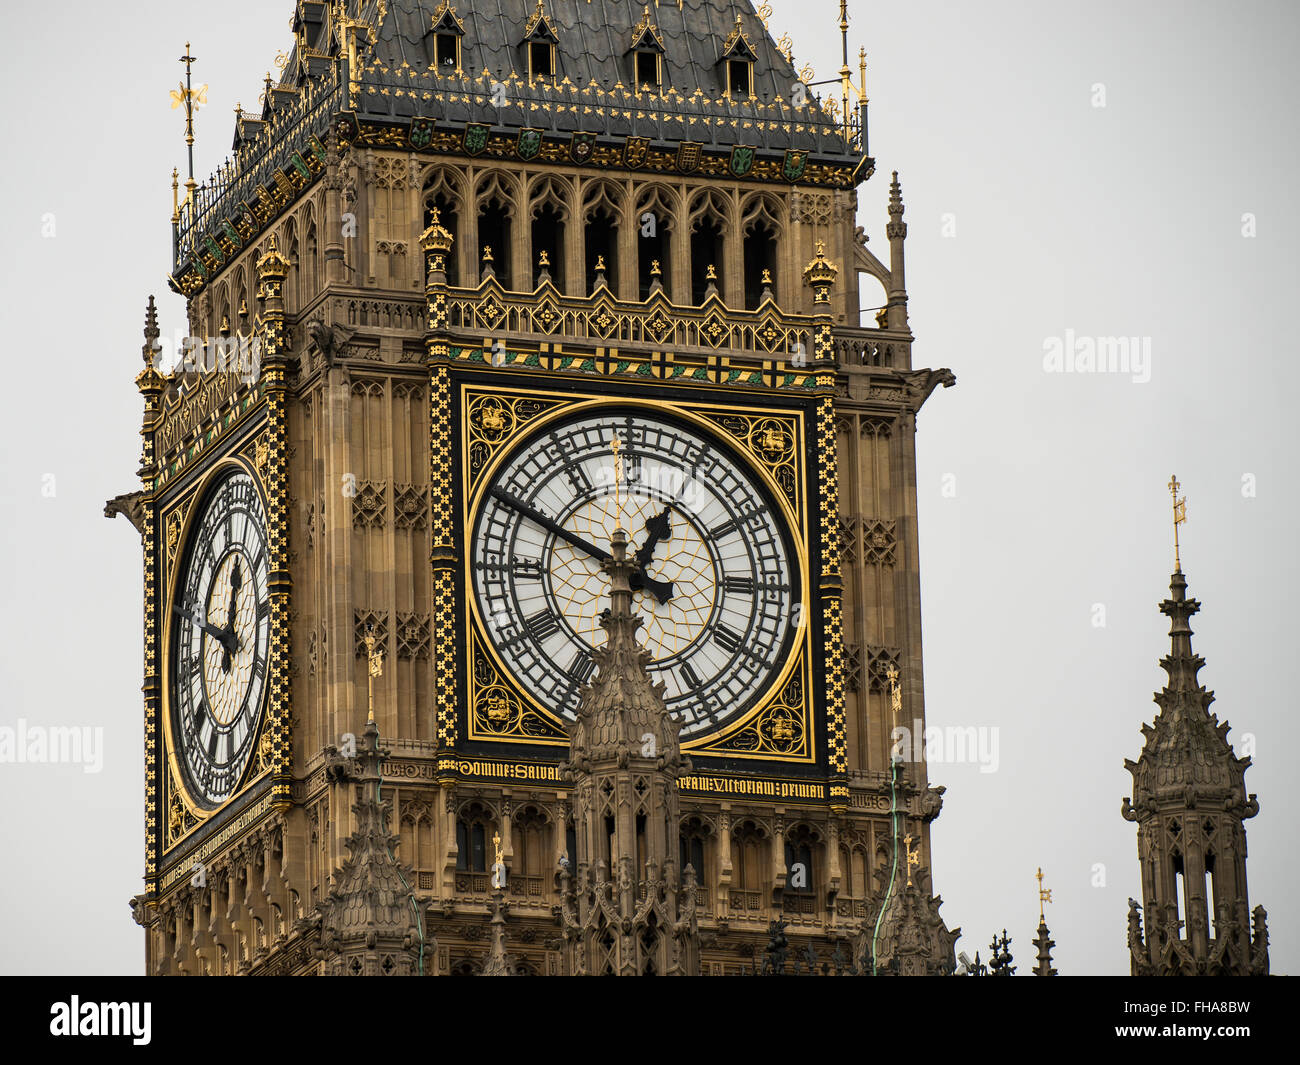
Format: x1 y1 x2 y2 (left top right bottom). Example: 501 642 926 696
782 149 808 182
463 122 490 156
624 135 650 169
570 131 597 163
517 128 544 160
677 141 702 173
729 145 756 177
410 118 435 150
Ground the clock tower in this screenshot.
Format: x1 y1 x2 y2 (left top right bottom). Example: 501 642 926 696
111 0 957 975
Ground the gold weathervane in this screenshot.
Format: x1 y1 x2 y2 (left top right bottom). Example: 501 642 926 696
364 625 384 724
173 43 206 208
1168 475 1187 571
1036 866 1053 919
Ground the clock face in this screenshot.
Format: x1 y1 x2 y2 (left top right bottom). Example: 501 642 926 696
471 407 801 736
169 468 271 808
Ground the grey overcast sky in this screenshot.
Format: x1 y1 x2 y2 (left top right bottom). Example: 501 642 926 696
0 0 1294 975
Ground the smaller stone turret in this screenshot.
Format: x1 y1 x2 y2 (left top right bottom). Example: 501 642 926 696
318 719 420 975
560 527 700 976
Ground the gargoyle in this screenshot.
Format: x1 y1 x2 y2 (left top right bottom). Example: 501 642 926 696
902 368 957 413
307 320 354 367
104 491 147 536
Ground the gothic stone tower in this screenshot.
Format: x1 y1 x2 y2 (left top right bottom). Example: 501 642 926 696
111 0 956 975
1122 565 1270 976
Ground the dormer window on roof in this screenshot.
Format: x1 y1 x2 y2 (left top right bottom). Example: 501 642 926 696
428 1 466 72
522 0 559 82
628 5 666 91
720 14 756 99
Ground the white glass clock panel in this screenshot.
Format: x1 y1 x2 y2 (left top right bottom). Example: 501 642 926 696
470 408 802 736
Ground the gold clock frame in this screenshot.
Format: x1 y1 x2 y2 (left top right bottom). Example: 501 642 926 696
458 385 816 762
159 453 274 839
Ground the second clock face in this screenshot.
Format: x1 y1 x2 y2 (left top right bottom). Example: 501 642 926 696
470 406 801 736
169 468 271 808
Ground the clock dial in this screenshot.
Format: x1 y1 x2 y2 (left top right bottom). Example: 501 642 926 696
169 469 271 808
471 408 800 736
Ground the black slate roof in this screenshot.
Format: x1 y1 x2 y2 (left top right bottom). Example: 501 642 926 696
285 0 857 159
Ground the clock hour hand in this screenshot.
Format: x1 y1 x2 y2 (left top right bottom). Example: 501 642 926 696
631 506 676 605
175 602 238 653
635 506 672 570
222 559 243 672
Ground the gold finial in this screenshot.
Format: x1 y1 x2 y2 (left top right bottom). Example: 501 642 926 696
886 663 902 738
1168 475 1187 571
904 833 921 887
1036 866 1053 920
760 267 773 286
364 624 384 724
610 434 624 514
538 249 550 268
595 254 606 271
650 259 661 276
171 168 180 225
429 206 441 226
482 244 494 263
493 831 504 867
705 263 717 282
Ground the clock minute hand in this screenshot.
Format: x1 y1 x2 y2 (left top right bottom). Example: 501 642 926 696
490 488 611 564
489 488 674 604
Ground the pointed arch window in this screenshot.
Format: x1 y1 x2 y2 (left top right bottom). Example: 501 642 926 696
456 802 495 873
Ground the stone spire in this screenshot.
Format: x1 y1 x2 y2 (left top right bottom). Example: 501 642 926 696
1032 919 1057 976
318 719 420 975
480 891 515 977
1122 563 1269 976
857 861 959 976
882 171 909 331
559 527 699 976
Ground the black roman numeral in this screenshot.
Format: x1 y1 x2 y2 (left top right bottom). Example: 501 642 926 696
526 611 559 641
714 626 742 654
512 558 543 580
722 575 754 596
710 519 738 540
566 651 595 685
